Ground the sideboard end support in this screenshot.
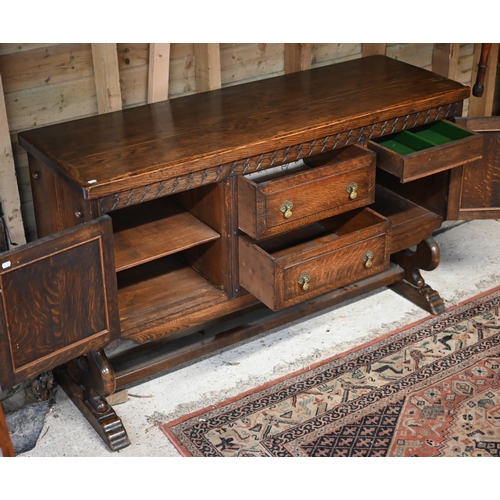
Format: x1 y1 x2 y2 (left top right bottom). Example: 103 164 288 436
388 237 446 315
54 350 130 452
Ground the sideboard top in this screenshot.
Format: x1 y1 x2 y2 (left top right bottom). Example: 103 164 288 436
18 55 470 199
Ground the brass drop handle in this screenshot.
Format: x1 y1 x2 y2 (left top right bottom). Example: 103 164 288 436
362 250 374 269
298 272 311 291
280 200 293 219
346 182 358 200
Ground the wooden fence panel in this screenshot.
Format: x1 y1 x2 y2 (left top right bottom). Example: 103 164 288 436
220 43 284 87
0 44 93 94
386 43 434 70
311 43 361 67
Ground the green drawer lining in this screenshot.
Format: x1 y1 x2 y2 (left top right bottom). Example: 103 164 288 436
374 121 473 154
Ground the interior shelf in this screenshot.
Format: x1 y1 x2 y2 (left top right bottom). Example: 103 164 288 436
117 255 228 338
110 197 220 272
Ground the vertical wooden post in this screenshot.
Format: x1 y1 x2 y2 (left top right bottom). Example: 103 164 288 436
284 44 312 73
194 44 221 92
432 43 459 80
148 43 171 103
468 43 499 117
361 44 387 57
91 43 122 113
0 73 26 248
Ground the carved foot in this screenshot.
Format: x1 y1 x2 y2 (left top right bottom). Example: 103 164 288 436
389 237 446 315
54 350 130 452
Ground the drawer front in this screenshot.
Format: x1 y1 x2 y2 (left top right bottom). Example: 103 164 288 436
369 120 483 183
282 234 388 305
238 145 376 239
238 208 390 311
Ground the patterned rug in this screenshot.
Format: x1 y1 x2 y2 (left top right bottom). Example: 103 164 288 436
160 287 500 457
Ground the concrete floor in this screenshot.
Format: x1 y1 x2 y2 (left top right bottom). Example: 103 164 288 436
16 219 500 457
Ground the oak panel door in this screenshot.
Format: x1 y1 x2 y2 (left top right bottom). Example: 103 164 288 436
447 117 500 220
0 216 119 391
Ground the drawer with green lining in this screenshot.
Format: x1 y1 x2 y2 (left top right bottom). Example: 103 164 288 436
368 120 483 183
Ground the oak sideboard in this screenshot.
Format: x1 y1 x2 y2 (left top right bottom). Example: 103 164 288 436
1 55 499 451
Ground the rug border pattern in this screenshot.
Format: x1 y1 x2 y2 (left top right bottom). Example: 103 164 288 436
161 287 500 457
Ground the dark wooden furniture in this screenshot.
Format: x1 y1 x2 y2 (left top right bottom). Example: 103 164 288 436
0 215 14 457
1 55 498 452
0 402 14 457
0 218 6 254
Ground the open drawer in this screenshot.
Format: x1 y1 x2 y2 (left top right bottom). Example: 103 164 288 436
368 120 483 182
238 207 390 311
238 145 376 239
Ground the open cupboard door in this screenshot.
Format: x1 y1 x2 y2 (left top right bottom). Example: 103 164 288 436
447 116 500 220
0 216 120 392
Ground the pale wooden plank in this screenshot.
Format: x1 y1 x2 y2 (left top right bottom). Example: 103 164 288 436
0 43 55 57
362 44 387 57
468 43 499 117
121 65 148 109
194 43 221 92
4 76 98 133
148 43 171 103
97 46 193 109
457 44 475 85
386 43 434 70
117 43 149 70
0 73 26 247
170 43 194 59
221 43 283 87
91 43 122 113
456 44 475 118
166 55 196 98
0 44 93 94
311 43 361 68
432 43 459 80
284 44 312 73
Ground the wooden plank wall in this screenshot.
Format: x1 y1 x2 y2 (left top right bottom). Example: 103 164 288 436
0 43 497 244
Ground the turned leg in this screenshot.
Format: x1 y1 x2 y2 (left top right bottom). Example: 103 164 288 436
55 349 130 452
389 236 445 315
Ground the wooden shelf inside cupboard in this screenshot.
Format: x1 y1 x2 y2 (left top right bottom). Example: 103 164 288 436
116 255 228 340
110 197 220 272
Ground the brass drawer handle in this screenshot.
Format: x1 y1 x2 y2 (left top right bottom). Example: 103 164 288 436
280 200 293 219
362 250 374 269
298 272 310 291
346 182 358 200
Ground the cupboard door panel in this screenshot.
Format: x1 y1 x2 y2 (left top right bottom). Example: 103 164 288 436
0 216 119 391
447 117 500 219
